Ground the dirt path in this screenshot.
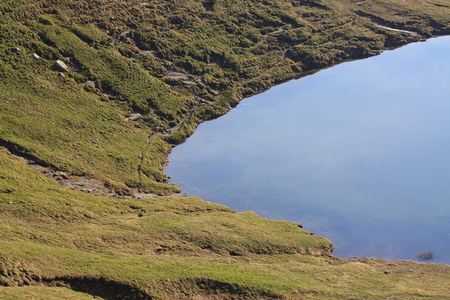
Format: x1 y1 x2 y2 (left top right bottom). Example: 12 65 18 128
135 132 157 178
372 21 419 37
255 26 285 47
135 100 200 185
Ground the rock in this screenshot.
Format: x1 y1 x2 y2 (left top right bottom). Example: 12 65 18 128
8 201 13 204
15 47 21 53
120 30 130 38
59 72 65 78
209 89 219 96
126 113 141 121
86 80 96 89
54 59 69 72
32 53 40 60
384 270 389 274
138 212 144 217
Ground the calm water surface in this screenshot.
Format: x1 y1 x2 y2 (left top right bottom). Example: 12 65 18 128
165 37 450 264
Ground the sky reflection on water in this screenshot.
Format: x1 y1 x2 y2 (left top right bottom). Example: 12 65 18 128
165 37 450 264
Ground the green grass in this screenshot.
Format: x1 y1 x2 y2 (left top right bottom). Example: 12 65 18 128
1 0 449 194
1 0 450 298
0 286 99 300
1 139 450 299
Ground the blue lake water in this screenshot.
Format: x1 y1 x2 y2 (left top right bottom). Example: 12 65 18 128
165 36 450 264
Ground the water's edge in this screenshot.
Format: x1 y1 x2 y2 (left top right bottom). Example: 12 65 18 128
165 36 450 264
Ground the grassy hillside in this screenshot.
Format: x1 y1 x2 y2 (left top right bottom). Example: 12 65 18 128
1 0 449 195
1 149 449 299
1 0 450 298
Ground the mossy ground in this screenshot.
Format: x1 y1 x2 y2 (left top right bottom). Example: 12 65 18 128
1 149 449 299
1 0 449 195
1 0 450 298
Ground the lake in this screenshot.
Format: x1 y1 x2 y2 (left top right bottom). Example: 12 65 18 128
165 36 450 264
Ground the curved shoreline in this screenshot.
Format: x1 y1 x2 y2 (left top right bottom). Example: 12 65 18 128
164 35 450 265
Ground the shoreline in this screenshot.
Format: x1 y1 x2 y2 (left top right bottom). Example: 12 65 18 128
164 35 450 266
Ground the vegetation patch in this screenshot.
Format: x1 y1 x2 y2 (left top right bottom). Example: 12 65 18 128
1 0 449 298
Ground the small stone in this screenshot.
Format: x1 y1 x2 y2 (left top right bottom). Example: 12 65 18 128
54 59 69 72
114 222 118 225
32 53 40 60
86 80 96 89
384 270 389 274
138 212 144 217
8 201 13 204
15 47 21 52
126 113 141 121
59 72 65 78
120 30 130 38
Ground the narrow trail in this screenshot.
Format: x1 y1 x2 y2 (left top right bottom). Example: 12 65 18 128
372 21 419 37
135 104 198 183
168 105 197 134
135 132 157 179
255 26 285 47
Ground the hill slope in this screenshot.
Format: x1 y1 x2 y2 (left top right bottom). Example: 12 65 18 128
1 0 450 298
1 0 450 195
